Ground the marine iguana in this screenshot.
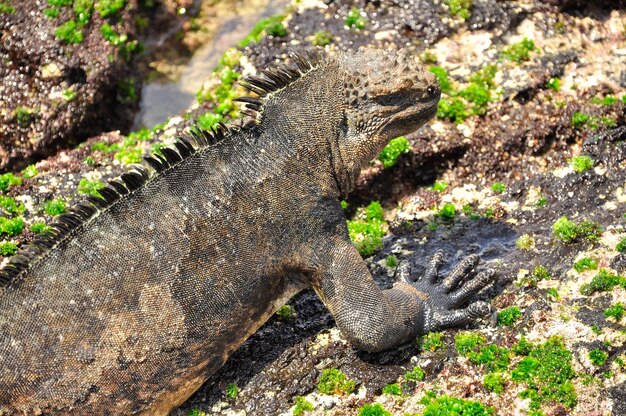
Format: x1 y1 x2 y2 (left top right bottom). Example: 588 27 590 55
0 48 496 415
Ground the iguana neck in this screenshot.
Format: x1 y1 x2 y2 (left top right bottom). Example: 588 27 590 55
257 64 352 198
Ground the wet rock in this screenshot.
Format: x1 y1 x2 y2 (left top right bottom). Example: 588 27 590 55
0 0 179 171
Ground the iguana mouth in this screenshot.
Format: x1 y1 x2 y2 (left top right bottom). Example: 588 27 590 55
378 96 439 138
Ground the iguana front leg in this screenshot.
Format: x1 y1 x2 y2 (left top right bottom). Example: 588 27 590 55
311 238 495 352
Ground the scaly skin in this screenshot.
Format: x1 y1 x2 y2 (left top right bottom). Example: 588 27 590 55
0 48 495 415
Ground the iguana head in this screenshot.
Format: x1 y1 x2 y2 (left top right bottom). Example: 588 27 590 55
336 48 440 174
237 48 440 196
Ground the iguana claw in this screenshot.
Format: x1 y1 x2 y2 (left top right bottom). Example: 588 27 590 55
398 250 496 333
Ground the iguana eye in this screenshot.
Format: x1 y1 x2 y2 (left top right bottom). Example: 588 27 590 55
427 85 436 95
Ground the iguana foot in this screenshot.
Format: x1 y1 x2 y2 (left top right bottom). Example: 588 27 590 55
397 250 496 333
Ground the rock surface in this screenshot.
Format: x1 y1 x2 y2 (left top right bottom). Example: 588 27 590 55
0 0 188 170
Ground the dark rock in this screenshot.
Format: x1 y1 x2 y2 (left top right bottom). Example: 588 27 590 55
0 0 167 171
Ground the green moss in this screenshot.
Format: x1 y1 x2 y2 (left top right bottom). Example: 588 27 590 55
459 65 498 115
571 111 590 128
576 220 602 242
497 306 522 326
571 113 614 131
420 51 438 64
275 304 295 320
345 7 366 30
436 203 456 220
30 221 53 234
382 383 402 395
404 366 426 382
77 178 105 197
73 0 93 25
265 19 287 37
461 204 481 220
14 107 36 128
580 269 626 296
437 97 468 123
515 234 534 250
385 255 397 268
347 201 387 257
570 155 594 173
455 331 485 355
511 337 577 410
0 173 22 192
238 14 286 47
500 38 537 63
95 0 125 18
55 19 83 43
589 348 608 366
553 216 602 243
536 196 547 207
150 142 166 157
518 265 550 287
293 396 313 416
43 7 60 17
0 0 15 14
311 30 332 46
379 136 411 168
317 368 356 395
62 88 77 102
591 95 617 106
0 241 17 256
491 182 505 194
0 196 24 216
225 383 238 399
21 164 38 179
432 180 448 192
116 77 138 103
533 265 551 280
419 392 494 416
604 302 624 321
428 66 452 94
101 22 140 60
573 257 598 272
421 332 444 352
601 116 617 128
443 0 472 19
483 207 495 218
196 64 241 111
48 0 73 6
91 141 119 153
546 287 559 300
114 147 143 165
546 77 560 91
483 372 505 394
197 113 224 131
617 237 626 253
468 344 511 372
127 128 152 142
43 198 66 216
0 217 24 237
357 403 391 416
